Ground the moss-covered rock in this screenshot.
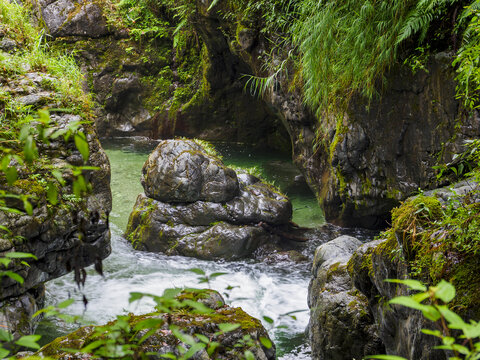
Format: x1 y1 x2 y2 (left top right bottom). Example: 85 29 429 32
346 180 480 360
34 290 276 360
141 140 239 203
308 236 384 360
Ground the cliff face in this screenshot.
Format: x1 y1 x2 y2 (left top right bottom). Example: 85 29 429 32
28 0 289 149
0 71 112 336
30 0 480 227
0 4 112 336
179 1 480 228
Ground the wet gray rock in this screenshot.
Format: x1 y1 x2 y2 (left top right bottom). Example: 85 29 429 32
349 239 449 360
424 177 480 205
308 236 384 360
0 38 16 52
0 286 45 340
32 0 109 38
127 139 293 260
141 140 239 203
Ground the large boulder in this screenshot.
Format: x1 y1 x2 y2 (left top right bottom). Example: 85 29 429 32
141 140 239 203
31 0 109 38
34 290 276 360
127 139 293 260
308 236 384 360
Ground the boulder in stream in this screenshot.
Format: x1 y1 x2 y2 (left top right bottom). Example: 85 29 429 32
308 235 384 360
126 139 293 260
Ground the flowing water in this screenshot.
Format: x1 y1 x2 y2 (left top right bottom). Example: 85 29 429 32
37 138 329 359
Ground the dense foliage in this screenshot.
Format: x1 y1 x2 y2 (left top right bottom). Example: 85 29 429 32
292 0 480 116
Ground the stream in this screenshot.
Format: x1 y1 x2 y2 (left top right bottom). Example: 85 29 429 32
36 138 330 359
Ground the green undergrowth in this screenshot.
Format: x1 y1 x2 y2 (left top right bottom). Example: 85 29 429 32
110 0 204 119
0 1 96 221
0 2 91 119
377 189 480 314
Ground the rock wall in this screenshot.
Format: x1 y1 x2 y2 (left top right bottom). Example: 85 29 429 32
0 72 112 335
29 0 289 148
185 1 480 228
308 236 384 359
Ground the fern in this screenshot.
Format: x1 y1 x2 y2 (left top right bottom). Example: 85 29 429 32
292 0 459 118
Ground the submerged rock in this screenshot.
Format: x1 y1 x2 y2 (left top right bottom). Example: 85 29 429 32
126 139 293 260
308 236 384 360
35 290 276 360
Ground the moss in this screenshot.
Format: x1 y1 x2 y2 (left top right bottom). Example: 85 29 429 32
126 199 155 249
451 257 480 317
12 179 46 197
326 262 347 281
328 116 348 162
391 195 443 230
348 247 375 279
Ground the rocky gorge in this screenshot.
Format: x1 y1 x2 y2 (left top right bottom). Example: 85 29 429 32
2 0 480 359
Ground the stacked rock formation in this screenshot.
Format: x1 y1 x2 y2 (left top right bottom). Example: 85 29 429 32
126 139 293 260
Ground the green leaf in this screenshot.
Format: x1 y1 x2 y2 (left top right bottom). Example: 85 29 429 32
421 329 442 338
263 316 274 324
0 328 13 342
57 298 75 309
385 279 427 291
80 339 105 353
15 335 41 350
23 135 37 163
189 268 205 275
259 336 272 349
389 296 441 321
209 272 228 279
183 299 213 314
207 341 220 356
23 199 33 215
74 132 89 162
6 252 37 259
3 271 24 284
47 182 58 205
163 287 182 299
0 348 10 358
5 166 17 186
134 318 164 331
218 323 241 333
195 334 209 343
365 356 408 360
207 0 220 11
51 170 66 186
128 292 145 303
170 326 196 346
37 109 50 124
244 350 255 360
160 353 177 359
183 342 206 358
432 280 455 303
442 336 455 346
